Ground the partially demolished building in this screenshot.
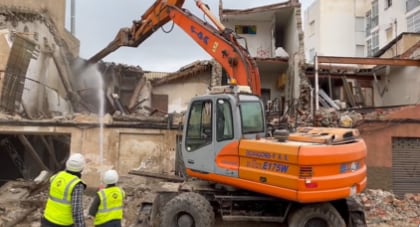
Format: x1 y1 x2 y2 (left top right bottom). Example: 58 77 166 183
1 0 420 198
0 0 178 187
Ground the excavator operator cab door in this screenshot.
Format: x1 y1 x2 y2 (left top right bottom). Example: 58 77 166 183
182 96 239 176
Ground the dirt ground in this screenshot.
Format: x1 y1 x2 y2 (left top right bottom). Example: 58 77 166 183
2 174 418 227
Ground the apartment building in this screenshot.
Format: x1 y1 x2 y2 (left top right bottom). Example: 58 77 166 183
366 0 420 56
304 0 371 62
304 0 420 59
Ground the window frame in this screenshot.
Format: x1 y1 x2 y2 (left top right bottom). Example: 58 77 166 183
385 0 392 9
216 99 234 142
239 101 265 134
185 100 213 152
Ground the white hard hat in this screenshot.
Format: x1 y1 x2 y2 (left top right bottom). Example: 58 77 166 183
65 153 85 172
103 169 119 185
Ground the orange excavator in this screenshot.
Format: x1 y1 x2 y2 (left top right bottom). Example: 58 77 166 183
88 0 367 226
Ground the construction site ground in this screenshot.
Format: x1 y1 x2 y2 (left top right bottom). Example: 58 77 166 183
0 174 419 227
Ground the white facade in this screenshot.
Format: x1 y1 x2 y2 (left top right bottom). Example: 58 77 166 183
220 4 304 112
366 0 420 56
304 0 371 61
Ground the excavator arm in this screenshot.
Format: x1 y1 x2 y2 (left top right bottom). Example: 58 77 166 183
88 0 261 96
87 0 185 63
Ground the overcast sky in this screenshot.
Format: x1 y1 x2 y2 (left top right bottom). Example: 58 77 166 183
69 0 314 72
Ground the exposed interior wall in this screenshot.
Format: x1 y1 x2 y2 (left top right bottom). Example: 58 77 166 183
223 21 273 58
153 72 211 113
0 0 84 117
282 8 299 58
260 71 283 109
0 0 79 57
373 66 420 106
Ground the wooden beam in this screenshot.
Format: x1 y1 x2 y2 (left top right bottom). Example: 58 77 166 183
306 74 373 81
318 56 420 66
40 136 60 169
18 135 50 171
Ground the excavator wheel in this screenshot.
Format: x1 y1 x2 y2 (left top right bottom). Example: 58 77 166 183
346 198 367 227
288 203 345 227
160 192 215 227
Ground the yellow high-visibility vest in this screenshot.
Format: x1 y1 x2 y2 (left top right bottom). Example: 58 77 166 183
43 171 82 226
94 186 125 225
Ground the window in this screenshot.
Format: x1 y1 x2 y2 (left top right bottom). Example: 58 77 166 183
385 0 392 9
216 99 234 141
365 11 372 36
240 101 264 134
185 100 212 152
371 0 379 27
386 27 393 41
406 0 420 13
235 25 257 35
371 30 379 55
356 45 365 57
355 17 365 32
407 10 420 32
366 39 372 56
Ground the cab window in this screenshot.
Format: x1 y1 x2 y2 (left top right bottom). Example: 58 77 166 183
185 100 212 152
240 101 264 134
216 99 234 141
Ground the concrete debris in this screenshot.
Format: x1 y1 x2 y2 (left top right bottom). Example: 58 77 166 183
1 178 419 227
270 105 410 130
355 189 420 227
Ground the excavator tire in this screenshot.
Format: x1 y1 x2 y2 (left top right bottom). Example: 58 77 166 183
347 198 367 227
288 203 346 227
160 192 215 227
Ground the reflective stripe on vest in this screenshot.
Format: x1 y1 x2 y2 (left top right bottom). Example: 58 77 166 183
43 171 82 226
94 187 124 225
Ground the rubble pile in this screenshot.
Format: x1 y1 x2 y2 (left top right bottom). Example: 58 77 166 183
1 178 419 226
356 189 420 227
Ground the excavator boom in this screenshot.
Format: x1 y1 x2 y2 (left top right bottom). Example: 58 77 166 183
88 0 261 96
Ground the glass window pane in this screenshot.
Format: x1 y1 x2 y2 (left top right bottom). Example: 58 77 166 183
216 99 234 141
240 101 264 134
185 100 212 152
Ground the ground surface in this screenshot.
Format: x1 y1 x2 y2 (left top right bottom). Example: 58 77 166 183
1 175 419 227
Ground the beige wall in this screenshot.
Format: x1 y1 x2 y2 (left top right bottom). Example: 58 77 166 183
0 29 11 70
2 0 66 28
153 72 211 113
0 122 177 188
1 0 79 57
380 34 420 58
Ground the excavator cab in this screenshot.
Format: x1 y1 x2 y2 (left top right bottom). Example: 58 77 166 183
182 88 265 176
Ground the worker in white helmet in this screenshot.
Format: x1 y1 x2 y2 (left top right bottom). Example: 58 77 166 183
41 153 87 227
87 169 125 227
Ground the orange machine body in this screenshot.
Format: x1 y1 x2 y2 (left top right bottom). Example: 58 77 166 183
187 128 367 203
